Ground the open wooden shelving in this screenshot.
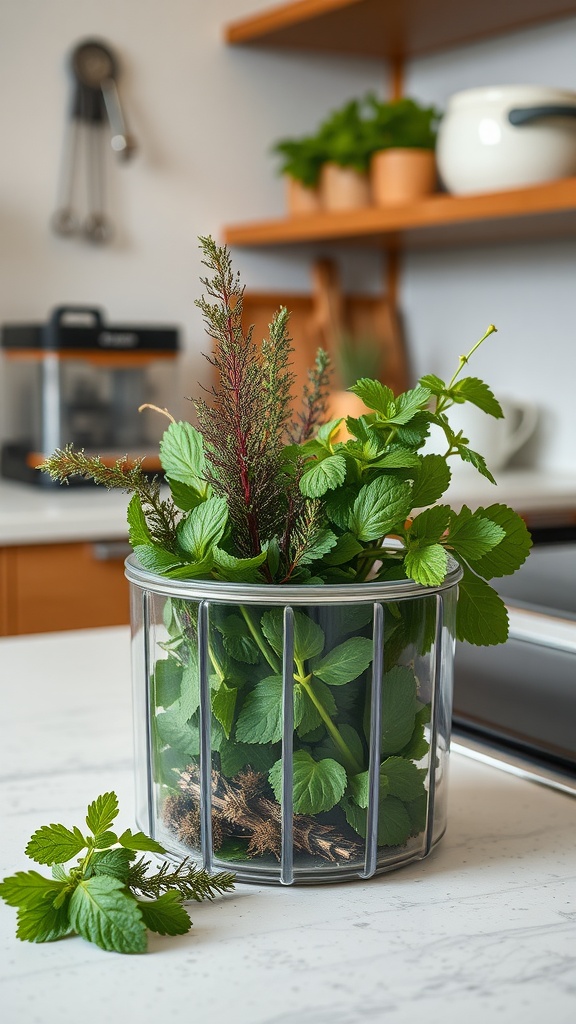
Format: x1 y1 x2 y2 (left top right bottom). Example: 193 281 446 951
225 0 576 60
224 177 576 251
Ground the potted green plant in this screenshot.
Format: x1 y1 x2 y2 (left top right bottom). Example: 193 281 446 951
42 237 531 886
366 96 441 205
271 134 325 215
315 98 374 210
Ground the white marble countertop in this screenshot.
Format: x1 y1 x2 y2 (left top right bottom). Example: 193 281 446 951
1 626 575 1024
1 469 576 547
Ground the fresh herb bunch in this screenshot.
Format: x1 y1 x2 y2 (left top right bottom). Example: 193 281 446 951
42 235 531 648
0 792 234 954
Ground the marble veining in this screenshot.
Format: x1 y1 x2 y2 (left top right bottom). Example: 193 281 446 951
1 627 575 1024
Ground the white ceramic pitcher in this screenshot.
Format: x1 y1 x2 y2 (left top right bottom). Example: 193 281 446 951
428 396 538 475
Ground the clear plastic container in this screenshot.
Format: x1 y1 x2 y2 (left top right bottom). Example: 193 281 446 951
126 556 461 885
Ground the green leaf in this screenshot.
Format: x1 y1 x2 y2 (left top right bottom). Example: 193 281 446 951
213 547 267 582
180 655 201 721
0 870 68 908
395 412 431 448
315 724 365 770
93 831 118 850
316 418 344 445
16 898 73 943
118 829 166 855
312 637 373 686
447 506 506 563
456 566 509 646
380 757 427 802
410 454 451 508
159 421 208 491
409 505 452 542
369 447 421 470
296 528 338 565
349 770 390 809
154 658 184 708
325 486 358 530
296 679 337 736
419 373 446 396
25 824 86 866
299 454 347 498
321 532 364 566
235 675 285 744
69 875 147 954
404 543 448 586
167 478 207 512
138 891 191 937
452 377 503 418
218 740 278 778
127 494 152 547
91 848 133 883
211 681 238 739
349 477 413 542
377 795 413 846
455 444 496 484
390 386 432 425
134 544 189 576
215 615 260 664
466 503 532 579
86 792 119 837
269 750 347 815
260 609 325 664
349 378 394 416
380 666 418 755
178 497 228 561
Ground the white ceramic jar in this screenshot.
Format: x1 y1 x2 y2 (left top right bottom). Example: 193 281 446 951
436 85 576 194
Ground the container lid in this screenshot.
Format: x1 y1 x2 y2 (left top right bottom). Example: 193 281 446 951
446 84 576 110
124 552 463 604
1 306 179 352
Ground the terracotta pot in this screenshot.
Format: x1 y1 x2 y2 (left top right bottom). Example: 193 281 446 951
285 177 322 216
371 148 437 206
320 162 371 211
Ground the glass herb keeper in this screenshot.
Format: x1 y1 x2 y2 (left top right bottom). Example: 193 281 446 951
126 554 462 886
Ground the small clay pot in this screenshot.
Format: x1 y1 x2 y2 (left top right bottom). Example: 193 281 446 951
285 177 322 216
371 148 437 205
320 163 371 211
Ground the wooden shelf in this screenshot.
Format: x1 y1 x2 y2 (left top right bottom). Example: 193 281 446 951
224 177 576 251
225 0 576 60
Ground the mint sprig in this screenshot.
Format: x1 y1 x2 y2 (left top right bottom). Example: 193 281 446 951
0 792 235 954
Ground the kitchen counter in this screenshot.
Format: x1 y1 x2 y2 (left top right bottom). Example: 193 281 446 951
1 469 576 547
0 627 575 1024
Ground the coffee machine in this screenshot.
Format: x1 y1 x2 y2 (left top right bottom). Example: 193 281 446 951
1 306 179 485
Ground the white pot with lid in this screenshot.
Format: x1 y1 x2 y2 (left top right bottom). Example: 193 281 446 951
436 85 576 194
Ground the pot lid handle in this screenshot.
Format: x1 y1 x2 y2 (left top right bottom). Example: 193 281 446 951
508 104 576 126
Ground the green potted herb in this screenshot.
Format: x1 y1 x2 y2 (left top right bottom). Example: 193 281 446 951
41 237 531 886
271 134 325 215
366 96 441 205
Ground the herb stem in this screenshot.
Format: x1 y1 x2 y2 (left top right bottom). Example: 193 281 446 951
295 664 363 776
239 606 281 673
444 324 497 395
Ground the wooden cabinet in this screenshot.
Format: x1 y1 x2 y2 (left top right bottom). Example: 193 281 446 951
224 1 576 252
0 540 130 636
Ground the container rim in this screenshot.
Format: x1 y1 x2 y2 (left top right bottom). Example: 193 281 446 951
124 552 463 604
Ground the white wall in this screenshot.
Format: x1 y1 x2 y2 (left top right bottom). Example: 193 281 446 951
1 2 575 470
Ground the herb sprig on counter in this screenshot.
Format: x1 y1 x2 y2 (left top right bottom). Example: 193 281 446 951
0 792 235 954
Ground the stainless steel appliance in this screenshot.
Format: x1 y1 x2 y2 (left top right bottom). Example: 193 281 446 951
1 306 179 485
453 541 576 793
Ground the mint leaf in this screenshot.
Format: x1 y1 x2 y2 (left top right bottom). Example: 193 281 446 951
466 503 532 579
380 666 418 755
312 637 373 686
219 740 278 778
215 615 260 664
455 444 496 484
325 486 357 530
213 547 267 582
369 447 421 469
349 477 413 542
297 679 337 736
127 494 152 547
390 386 432 425
167 478 206 512
269 750 347 815
235 675 285 744
211 681 238 739
90 848 133 883
452 377 503 418
409 505 452 542
456 567 509 646
315 724 365 771
377 796 413 846
134 544 189 576
138 891 191 936
25 824 86 866
419 373 446 396
299 454 347 498
321 532 363 566
404 543 448 586
410 454 451 508
118 829 166 855
447 506 506 562
159 420 208 492
0 870 68 908
316 418 344 446
154 658 183 708
93 831 118 850
380 757 427 802
86 792 119 837
261 609 325 664
69 876 147 954
16 897 74 943
349 378 395 416
349 770 390 809
178 496 228 561
296 527 338 565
